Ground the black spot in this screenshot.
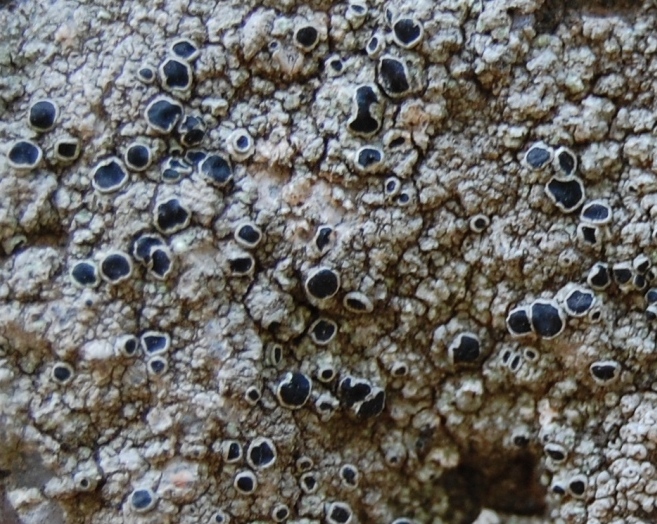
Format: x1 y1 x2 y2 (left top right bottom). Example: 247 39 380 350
235 472 255 493
301 473 317 491
226 442 241 462
277 372 312 408
525 146 551 169
8 140 41 167
184 150 207 164
306 268 340 299
155 198 190 234
545 446 565 461
340 465 357 486
148 357 167 374
29 99 58 131
569 479 585 496
590 362 618 382
141 333 169 354
556 148 576 175
138 67 155 83
235 134 250 151
545 177 585 212
389 136 405 147
612 265 632 285
171 39 198 60
530 301 563 338
274 507 289 520
329 504 351 524
552 484 565 495
580 224 598 245
126 144 151 170
319 366 335 381
513 435 529 447
133 234 164 264
53 364 72 382
646 288 657 304
588 263 610 289
339 377 371 407
378 57 410 97
146 97 183 133
565 290 593 316
248 440 275 468
295 26 319 49
71 261 98 286
93 159 127 191
396 191 410 204
56 139 80 160
635 274 647 291
329 58 343 72
123 337 138 355
315 226 333 252
162 168 182 183
367 36 379 53
348 85 380 135
236 224 261 246
310 318 337 343
179 115 205 147
161 58 191 90
451 334 480 363
246 387 260 402
393 18 422 47
100 253 132 282
201 154 233 187
131 489 154 511
385 178 399 195
229 255 254 275
357 147 382 169
357 388 385 419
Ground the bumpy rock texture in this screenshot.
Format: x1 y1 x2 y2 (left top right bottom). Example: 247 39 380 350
2 0 657 523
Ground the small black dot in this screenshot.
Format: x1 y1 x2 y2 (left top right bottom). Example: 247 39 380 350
145 97 184 134
92 159 128 192
71 261 98 287
100 253 132 282
155 198 190 234
131 489 155 511
138 67 155 82
56 140 80 160
306 268 340 299
201 154 233 187
29 99 58 131
513 435 529 447
148 358 167 374
171 39 198 60
126 144 151 170
53 364 72 383
277 372 312 409
330 59 343 72
8 140 41 168
295 26 319 49
229 255 254 275
235 472 256 493
149 248 172 279
236 223 262 246
235 135 249 150
393 18 422 47
160 58 192 90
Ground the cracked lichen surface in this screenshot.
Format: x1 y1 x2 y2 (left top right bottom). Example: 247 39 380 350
2 0 657 523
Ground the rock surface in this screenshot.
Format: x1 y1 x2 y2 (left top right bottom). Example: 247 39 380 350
1 0 657 523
